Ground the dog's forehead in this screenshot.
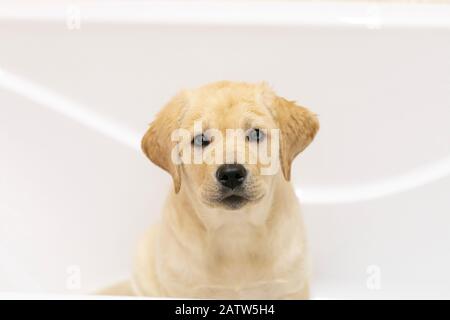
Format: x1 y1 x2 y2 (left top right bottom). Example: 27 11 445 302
182 83 274 129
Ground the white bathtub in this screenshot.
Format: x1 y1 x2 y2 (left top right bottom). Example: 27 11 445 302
1 1 450 299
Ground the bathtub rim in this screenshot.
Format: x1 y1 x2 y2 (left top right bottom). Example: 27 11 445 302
0 1 450 29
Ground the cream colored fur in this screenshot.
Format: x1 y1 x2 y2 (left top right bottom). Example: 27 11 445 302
99 81 319 299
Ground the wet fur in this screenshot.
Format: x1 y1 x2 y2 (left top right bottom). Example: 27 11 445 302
99 81 319 299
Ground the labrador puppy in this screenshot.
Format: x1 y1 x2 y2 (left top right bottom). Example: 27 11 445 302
102 81 318 299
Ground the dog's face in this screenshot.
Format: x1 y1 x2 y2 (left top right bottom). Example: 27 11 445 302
142 82 318 211
178 85 279 210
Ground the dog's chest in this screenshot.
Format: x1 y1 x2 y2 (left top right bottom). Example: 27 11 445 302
161 248 306 299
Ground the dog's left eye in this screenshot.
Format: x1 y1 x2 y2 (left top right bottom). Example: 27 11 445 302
192 134 211 147
247 128 265 143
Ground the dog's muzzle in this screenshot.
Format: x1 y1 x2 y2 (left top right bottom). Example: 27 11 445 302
214 164 251 210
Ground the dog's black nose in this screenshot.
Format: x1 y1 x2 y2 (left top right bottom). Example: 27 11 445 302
216 164 247 189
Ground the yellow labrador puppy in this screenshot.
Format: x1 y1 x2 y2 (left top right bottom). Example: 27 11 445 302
103 81 318 299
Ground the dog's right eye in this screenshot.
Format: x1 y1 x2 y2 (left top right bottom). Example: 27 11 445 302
192 134 211 147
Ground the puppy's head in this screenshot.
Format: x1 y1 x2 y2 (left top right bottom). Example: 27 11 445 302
142 81 318 211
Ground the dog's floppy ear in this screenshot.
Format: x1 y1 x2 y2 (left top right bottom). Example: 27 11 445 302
141 93 186 193
272 96 319 181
